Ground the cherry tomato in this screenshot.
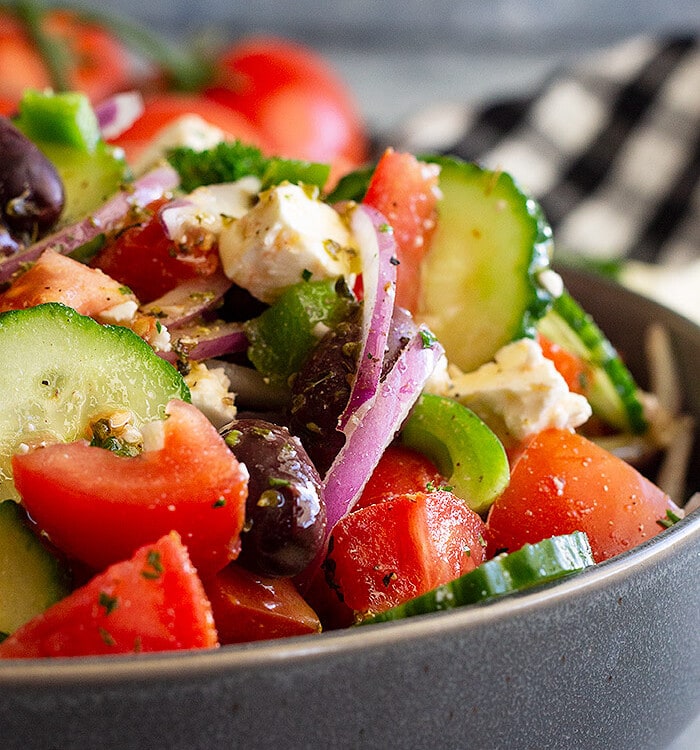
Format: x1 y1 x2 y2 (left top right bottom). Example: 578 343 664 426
12 400 248 579
204 563 321 644
0 9 136 108
204 36 369 171
363 149 440 313
0 14 49 104
0 532 218 658
109 93 270 166
325 490 487 617
90 197 221 304
486 428 679 562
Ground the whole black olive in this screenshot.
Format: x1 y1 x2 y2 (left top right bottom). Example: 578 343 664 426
221 418 326 578
0 117 65 243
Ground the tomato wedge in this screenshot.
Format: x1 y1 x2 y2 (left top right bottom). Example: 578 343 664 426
91 198 221 304
0 532 218 658
354 444 447 511
12 400 248 578
204 563 321 644
325 490 487 617
362 149 440 313
486 428 679 562
0 249 138 316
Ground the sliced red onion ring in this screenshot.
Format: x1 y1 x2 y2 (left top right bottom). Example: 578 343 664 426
0 165 180 285
296 326 443 592
142 271 233 329
337 204 397 430
159 319 248 365
95 91 145 140
323 326 444 534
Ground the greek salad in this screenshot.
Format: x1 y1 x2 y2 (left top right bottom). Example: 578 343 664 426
0 88 691 657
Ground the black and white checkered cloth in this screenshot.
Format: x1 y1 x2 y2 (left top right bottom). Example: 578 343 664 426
388 35 700 266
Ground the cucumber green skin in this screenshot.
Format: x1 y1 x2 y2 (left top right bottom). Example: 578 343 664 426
418 156 554 374
0 500 70 638
537 291 647 434
0 303 190 501
400 393 509 515
363 532 595 624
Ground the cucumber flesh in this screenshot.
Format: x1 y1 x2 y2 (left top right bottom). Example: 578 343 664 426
0 500 70 638
0 303 190 501
536 291 647 434
362 532 595 624
417 156 554 373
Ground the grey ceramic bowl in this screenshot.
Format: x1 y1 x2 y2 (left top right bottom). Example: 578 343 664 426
1 267 699 750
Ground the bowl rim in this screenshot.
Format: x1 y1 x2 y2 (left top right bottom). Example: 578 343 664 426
1 504 698 686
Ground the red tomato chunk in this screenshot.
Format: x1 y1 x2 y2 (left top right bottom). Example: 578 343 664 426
0 532 218 658
486 428 679 563
12 400 248 579
325 490 487 617
205 563 321 644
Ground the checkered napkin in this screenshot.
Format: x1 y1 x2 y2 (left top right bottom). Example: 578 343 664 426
387 35 700 268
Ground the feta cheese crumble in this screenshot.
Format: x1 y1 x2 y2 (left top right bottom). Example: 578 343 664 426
218 182 356 303
434 338 592 443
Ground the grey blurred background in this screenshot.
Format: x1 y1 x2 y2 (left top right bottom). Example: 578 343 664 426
55 1 700 133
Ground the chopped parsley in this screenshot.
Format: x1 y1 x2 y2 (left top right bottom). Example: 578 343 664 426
99 591 119 616
141 550 164 580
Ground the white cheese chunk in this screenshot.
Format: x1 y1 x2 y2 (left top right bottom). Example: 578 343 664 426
440 338 592 443
160 177 262 245
96 300 139 326
218 182 355 303
184 362 237 429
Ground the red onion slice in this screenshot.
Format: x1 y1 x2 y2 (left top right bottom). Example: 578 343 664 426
142 271 233 329
95 91 145 140
337 204 398 430
159 319 248 364
323 326 444 534
0 165 180 285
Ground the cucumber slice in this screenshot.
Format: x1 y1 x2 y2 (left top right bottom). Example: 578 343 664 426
363 532 595 624
0 303 190 500
417 156 554 373
400 393 509 514
536 291 647 434
0 500 70 639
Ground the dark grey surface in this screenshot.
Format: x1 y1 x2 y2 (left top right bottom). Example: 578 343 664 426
1 270 698 750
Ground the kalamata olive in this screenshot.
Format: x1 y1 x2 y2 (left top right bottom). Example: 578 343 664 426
288 302 418 475
0 117 65 243
288 305 362 475
221 418 326 578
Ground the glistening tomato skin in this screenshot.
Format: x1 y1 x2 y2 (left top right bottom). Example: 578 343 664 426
362 149 440 313
90 198 221 304
204 36 369 170
0 532 218 658
12 400 248 579
486 428 679 563
353 444 447 511
324 490 487 617
204 563 321 644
